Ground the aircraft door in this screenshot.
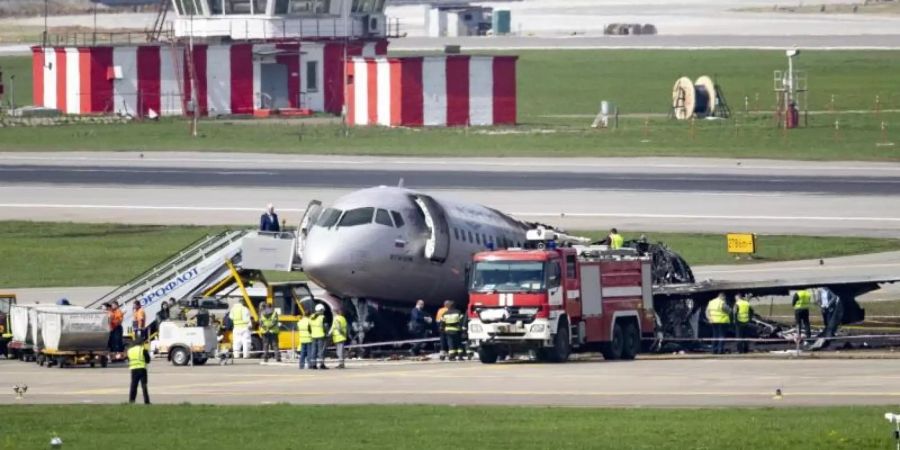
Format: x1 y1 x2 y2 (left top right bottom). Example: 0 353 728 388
296 200 322 263
412 194 450 263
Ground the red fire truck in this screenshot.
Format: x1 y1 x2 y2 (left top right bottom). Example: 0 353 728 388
467 228 656 364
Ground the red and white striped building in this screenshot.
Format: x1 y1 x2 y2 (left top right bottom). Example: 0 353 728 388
31 39 387 117
346 55 517 127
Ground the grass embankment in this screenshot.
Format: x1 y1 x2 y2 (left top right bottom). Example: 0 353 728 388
1 50 899 160
0 404 892 449
3 221 900 288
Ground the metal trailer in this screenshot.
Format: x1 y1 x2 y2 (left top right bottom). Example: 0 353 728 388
37 349 109 368
152 320 217 366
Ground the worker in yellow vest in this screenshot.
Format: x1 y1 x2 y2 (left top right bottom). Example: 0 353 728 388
309 304 328 370
705 293 732 354
329 307 348 369
792 288 812 340
733 294 754 354
259 303 281 363
436 300 451 361
296 313 312 370
440 302 464 361
608 228 624 250
229 301 252 359
127 336 151 404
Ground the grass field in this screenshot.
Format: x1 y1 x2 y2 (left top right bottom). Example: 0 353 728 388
1 50 899 160
0 404 893 449
3 221 900 288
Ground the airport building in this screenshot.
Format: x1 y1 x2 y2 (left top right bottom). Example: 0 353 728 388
29 0 518 125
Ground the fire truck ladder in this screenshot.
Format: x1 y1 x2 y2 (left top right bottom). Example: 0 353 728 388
88 229 248 312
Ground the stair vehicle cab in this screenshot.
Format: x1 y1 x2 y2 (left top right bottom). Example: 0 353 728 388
467 228 656 363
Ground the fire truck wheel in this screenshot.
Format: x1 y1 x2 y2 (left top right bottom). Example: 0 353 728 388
478 346 499 364
549 322 571 363
621 323 640 360
602 324 625 360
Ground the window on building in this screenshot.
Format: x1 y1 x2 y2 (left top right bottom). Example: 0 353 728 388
338 207 374 227
274 0 290 14
305 61 318 92
206 0 223 14
390 210 405 228
253 0 266 14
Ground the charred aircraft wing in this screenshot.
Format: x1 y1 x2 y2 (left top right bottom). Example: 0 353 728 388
655 275 900 324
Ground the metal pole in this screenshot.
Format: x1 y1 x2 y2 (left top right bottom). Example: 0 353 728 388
43 0 48 47
190 9 198 137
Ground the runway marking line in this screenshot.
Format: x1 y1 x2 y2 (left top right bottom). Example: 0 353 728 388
14 390 900 398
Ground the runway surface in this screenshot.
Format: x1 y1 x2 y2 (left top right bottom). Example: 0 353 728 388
3 356 900 406
2 164 898 195
1 153 899 237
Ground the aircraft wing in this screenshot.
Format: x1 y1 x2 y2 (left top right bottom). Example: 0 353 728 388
654 275 900 324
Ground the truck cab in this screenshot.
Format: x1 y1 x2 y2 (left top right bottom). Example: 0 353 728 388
467 229 655 364
0 293 16 356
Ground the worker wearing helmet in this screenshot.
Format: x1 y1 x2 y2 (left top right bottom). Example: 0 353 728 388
296 312 312 370
435 301 451 361
329 307 348 369
440 302 464 361
229 301 252 359
309 304 328 370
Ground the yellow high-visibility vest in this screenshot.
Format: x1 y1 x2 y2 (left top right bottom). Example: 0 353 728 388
794 290 812 310
310 315 325 339
127 345 146 370
229 303 249 328
707 297 730 324
260 312 279 334
736 299 751 323
297 317 312 347
610 233 624 250
331 314 348 344
442 312 462 332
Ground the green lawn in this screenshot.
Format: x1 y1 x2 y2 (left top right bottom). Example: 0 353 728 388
0 404 893 449
1 51 899 160
3 221 900 288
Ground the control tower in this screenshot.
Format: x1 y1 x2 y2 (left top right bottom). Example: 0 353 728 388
170 0 387 41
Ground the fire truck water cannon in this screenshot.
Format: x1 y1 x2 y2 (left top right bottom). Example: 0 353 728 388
467 230 656 364
525 227 592 249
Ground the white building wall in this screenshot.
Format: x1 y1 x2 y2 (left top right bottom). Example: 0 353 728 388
468 57 494 126
376 59 391 126
43 48 57 110
160 46 184 116
65 49 80 114
422 57 447 126
206 45 232 115
300 42 325 111
113 46 138 116
352 59 368 126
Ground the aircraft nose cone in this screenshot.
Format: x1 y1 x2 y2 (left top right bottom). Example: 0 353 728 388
302 235 348 290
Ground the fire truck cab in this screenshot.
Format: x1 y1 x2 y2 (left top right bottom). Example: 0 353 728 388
467 228 656 364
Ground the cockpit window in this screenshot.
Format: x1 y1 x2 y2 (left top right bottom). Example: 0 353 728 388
390 210 405 228
316 208 342 228
375 209 393 227
338 207 374 227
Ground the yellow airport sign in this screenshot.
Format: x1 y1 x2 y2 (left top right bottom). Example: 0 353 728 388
727 233 756 254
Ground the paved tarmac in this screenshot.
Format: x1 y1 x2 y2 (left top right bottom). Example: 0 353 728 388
1 153 899 237
3 356 900 406
2 164 898 195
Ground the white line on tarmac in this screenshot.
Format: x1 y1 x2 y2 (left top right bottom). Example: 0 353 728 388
4 154 900 174
699 262 900 275
2 203 900 223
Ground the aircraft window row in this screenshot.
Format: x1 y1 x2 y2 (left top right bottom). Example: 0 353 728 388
453 227 522 248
